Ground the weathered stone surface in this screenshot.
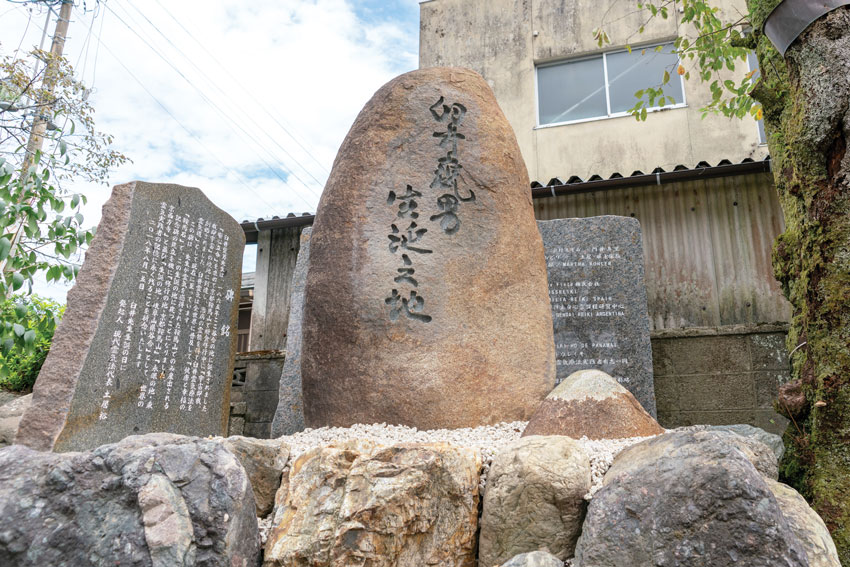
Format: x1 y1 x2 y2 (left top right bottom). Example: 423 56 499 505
16 182 244 452
522 369 664 439
539 216 656 416
220 436 290 517
271 227 311 437
676 425 780 479
0 393 30 446
265 441 481 567
573 431 808 567
768 479 841 567
0 432 259 566
479 436 590 566
713 423 785 462
301 67 555 429
499 551 564 567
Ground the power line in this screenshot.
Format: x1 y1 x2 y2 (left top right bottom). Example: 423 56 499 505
151 0 330 177
79 7 303 212
103 1 322 205
117 0 327 191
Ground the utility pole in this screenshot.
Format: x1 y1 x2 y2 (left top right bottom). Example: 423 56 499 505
19 0 74 177
2 0 74 281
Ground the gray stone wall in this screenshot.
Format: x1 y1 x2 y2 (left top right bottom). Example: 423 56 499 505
652 325 791 435
228 352 285 439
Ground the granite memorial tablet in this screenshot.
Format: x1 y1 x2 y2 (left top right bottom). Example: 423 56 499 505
271 226 311 437
16 181 244 452
301 67 556 429
538 216 657 416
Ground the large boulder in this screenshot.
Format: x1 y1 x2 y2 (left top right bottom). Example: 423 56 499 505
712 423 785 461
301 67 555 429
479 436 590 566
0 433 259 566
573 431 808 567
499 550 564 567
265 441 481 567
0 393 31 446
220 436 290 517
768 479 841 567
522 369 664 439
676 425 779 479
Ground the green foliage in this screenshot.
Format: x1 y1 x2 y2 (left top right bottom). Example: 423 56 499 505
0 294 64 392
0 43 128 302
595 1 763 122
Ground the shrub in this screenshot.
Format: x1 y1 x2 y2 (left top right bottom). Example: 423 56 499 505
0 294 64 392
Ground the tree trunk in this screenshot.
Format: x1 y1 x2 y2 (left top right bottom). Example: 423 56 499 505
748 2 850 562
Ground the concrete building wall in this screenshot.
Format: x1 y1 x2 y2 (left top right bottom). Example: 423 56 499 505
419 0 769 183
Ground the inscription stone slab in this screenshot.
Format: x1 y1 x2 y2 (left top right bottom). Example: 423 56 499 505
538 216 657 416
17 181 244 452
271 226 311 437
302 67 556 429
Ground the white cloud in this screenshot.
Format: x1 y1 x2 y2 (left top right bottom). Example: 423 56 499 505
0 0 420 302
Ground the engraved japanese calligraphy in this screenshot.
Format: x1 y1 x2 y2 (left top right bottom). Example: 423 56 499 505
302 67 555 430
17 182 244 452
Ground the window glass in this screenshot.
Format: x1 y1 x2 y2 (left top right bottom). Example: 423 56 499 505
606 43 683 113
538 56 607 125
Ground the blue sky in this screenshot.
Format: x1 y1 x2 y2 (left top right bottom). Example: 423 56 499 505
0 0 424 300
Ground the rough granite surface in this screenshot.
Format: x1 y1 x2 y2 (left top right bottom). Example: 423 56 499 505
271 227 311 437
0 432 259 566
301 67 555 429
16 182 244 452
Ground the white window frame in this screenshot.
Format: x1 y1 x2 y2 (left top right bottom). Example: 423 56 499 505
535 41 688 129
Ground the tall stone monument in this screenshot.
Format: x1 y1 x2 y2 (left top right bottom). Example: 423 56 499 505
271 227 311 437
301 67 556 429
538 216 657 416
16 182 244 452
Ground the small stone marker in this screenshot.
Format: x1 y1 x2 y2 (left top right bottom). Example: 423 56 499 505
17 181 244 452
538 216 657 416
270 226 311 437
301 67 556 429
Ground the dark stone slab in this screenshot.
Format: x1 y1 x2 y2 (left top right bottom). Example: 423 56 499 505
271 227 310 437
538 216 657 416
17 181 244 452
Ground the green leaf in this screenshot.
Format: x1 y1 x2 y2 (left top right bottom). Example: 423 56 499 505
70 194 80 209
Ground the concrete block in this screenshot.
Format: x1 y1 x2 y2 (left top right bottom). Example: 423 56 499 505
244 421 271 439
244 359 286 392
651 335 751 376
228 417 245 436
755 371 787 409
677 373 755 411
750 333 789 371
231 402 247 416
245 390 280 423
653 374 679 417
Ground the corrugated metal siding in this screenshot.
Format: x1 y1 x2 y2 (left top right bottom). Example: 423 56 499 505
534 172 790 330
